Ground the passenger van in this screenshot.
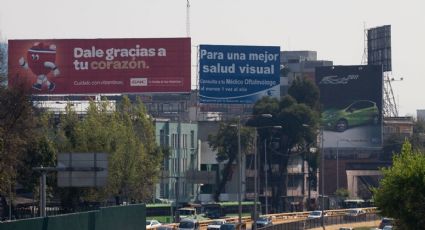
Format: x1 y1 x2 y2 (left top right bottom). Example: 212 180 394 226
178 218 200 230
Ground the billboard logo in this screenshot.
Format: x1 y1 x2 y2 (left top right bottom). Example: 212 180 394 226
319 74 359 85
130 78 148 86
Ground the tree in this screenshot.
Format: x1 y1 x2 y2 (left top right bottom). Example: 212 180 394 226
373 140 425 229
0 81 37 199
288 77 320 110
208 119 254 201
17 112 56 193
251 95 319 212
43 96 162 210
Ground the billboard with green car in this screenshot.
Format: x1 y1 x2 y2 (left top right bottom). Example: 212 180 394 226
316 65 383 149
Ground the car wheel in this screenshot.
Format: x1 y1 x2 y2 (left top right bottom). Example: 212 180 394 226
336 119 348 132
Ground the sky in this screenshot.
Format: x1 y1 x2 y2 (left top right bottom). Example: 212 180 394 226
1 0 424 117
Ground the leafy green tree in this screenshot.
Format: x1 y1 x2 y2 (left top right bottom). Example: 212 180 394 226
251 79 320 211
208 119 255 201
0 82 36 199
17 112 56 192
55 96 162 204
288 77 320 110
373 140 425 229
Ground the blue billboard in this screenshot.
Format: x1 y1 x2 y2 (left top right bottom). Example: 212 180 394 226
199 45 280 104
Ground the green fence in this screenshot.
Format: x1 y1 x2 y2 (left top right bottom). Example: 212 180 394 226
0 204 146 230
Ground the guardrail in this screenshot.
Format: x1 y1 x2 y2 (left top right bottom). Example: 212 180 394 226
148 207 378 230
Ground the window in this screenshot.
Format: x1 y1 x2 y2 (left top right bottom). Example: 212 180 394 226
171 134 178 149
160 129 166 146
190 130 195 148
183 134 188 148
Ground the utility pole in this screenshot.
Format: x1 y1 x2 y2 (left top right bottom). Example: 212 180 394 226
320 127 325 230
253 132 258 230
264 138 268 215
237 116 242 224
175 117 181 222
186 0 190 37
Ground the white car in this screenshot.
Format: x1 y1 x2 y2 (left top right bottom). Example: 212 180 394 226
146 219 162 228
207 219 227 230
307 210 326 219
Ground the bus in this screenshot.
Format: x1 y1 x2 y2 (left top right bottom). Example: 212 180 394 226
342 199 374 208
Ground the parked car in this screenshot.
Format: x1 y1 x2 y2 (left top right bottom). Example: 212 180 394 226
378 218 394 229
254 216 273 229
307 210 326 219
207 219 227 230
321 100 379 132
343 208 367 221
146 220 162 228
178 218 200 230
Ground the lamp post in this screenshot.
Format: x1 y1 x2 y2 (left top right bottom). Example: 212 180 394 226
253 125 281 230
336 139 340 191
231 114 275 225
230 117 243 225
237 116 242 224
264 138 268 215
320 127 325 230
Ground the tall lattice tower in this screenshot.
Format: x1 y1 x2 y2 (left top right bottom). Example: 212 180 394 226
363 25 399 117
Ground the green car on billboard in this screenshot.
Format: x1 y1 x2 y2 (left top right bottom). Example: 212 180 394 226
321 100 379 132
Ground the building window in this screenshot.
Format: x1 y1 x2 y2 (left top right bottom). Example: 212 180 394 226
190 130 195 148
160 129 166 147
171 134 178 149
183 134 188 148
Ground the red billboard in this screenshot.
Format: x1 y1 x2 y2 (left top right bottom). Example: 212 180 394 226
8 38 191 94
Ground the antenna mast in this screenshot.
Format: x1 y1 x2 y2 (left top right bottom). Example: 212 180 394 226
186 0 190 37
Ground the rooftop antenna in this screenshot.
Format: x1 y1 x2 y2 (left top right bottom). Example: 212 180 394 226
186 0 190 37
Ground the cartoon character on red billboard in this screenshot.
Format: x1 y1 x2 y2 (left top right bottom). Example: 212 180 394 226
18 42 60 92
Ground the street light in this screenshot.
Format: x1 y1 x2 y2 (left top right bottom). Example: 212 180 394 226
320 127 325 230
253 125 281 230
230 113 274 225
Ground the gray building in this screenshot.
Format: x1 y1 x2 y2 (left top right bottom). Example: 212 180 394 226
154 119 200 203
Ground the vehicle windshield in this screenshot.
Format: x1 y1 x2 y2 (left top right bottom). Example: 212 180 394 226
310 211 322 216
179 209 195 215
257 217 268 222
180 222 195 228
147 220 153 225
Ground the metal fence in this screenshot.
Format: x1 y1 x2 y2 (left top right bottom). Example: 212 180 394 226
3 201 118 221
263 213 380 230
